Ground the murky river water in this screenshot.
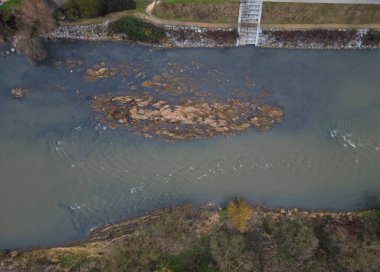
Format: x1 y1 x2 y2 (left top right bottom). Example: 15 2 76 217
0 41 380 249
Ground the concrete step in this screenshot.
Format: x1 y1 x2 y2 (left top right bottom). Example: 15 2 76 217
237 0 263 46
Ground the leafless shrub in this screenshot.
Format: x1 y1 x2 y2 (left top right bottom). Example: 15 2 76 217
13 0 56 62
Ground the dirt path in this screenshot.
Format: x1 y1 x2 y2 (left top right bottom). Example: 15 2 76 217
143 1 236 29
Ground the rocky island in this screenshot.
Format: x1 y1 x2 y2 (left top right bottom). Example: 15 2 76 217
91 94 283 140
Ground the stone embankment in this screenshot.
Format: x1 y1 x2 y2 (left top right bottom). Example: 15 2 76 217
45 20 380 50
163 25 237 48
45 21 237 48
259 28 380 49
44 21 120 41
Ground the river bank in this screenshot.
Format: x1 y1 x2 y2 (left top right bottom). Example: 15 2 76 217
43 19 380 50
44 20 237 48
1 200 379 271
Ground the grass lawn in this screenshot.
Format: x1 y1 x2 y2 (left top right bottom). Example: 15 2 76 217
262 3 380 25
153 0 239 24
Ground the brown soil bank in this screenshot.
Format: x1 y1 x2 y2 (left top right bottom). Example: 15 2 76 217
1 199 379 271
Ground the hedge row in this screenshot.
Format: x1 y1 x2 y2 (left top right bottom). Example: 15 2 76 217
109 16 165 43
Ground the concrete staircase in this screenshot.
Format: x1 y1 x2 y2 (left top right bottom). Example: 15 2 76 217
237 0 263 46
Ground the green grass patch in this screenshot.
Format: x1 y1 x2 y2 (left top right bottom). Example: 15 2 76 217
0 0 20 11
109 16 165 43
156 244 216 272
218 209 228 222
0 0 21 21
58 252 89 270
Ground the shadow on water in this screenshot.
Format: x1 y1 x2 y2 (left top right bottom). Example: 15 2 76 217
360 191 380 209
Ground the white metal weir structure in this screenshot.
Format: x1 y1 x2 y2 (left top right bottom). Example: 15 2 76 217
237 0 263 46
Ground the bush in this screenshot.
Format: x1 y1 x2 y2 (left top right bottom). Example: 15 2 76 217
210 230 260 272
109 16 165 43
13 0 56 63
0 0 21 21
273 218 319 262
226 197 253 233
155 244 216 272
363 30 380 46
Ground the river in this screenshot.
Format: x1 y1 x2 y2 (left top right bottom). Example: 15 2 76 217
0 40 379 249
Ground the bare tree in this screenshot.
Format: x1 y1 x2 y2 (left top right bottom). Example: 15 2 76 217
13 0 56 62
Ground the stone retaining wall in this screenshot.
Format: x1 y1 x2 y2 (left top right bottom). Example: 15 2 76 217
45 21 237 48
259 28 380 49
45 21 380 50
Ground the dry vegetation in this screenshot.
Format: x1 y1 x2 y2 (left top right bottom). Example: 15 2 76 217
1 200 379 272
363 30 380 46
262 3 380 25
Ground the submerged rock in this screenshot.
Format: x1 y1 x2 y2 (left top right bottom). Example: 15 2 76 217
10 88 27 99
91 93 284 141
85 63 120 81
141 80 168 89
